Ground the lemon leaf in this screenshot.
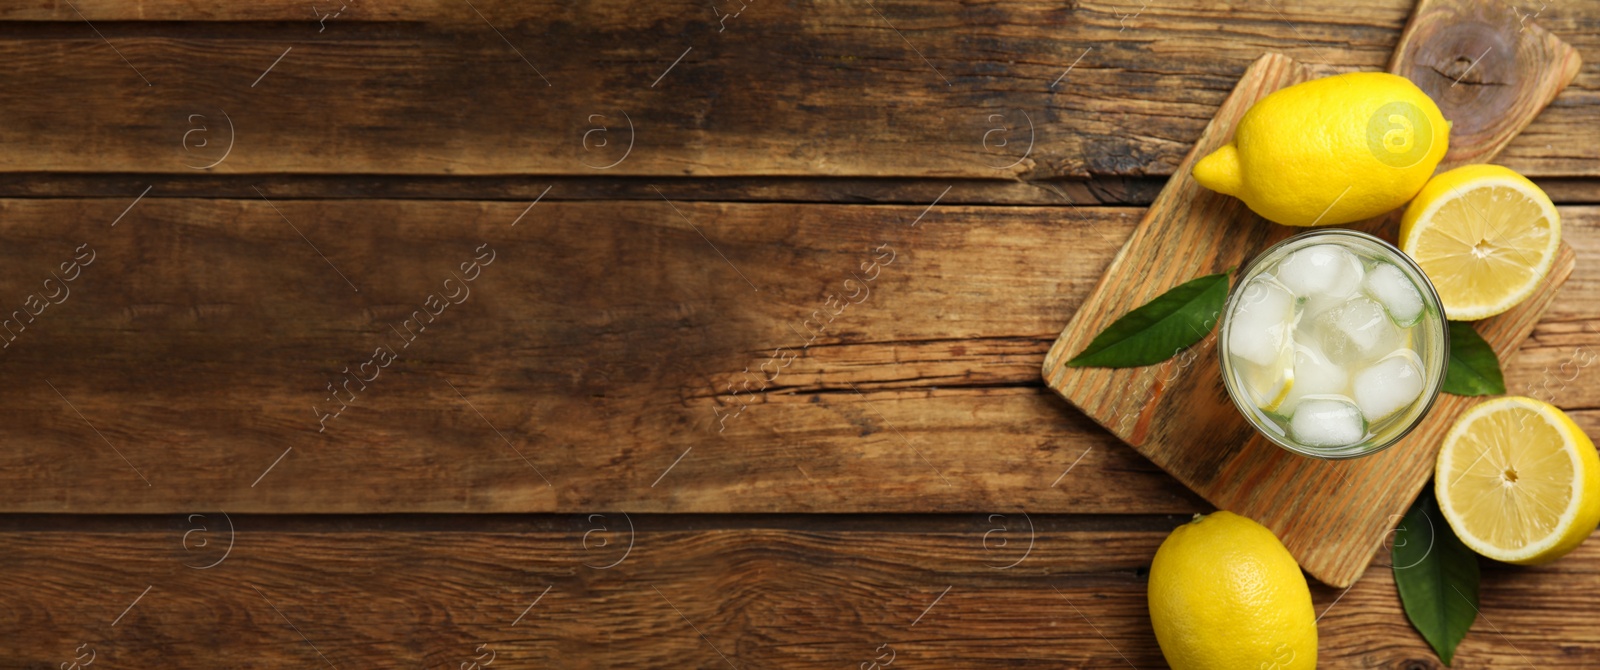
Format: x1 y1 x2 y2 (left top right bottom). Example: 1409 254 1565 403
1067 271 1230 368
1393 484 1480 666
1443 321 1505 396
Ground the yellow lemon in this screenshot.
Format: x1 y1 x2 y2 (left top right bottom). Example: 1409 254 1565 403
1194 71 1449 227
1399 164 1561 320
1435 397 1600 565
1148 511 1317 670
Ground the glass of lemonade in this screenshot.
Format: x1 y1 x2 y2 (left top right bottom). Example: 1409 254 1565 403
1219 229 1448 459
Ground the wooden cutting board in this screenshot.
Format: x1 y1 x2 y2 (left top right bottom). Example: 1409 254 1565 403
1041 0 1581 588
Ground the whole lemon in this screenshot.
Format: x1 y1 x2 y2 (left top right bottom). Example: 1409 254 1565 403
1193 71 1449 227
1148 511 1317 669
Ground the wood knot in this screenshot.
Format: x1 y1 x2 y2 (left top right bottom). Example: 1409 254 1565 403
1434 52 1501 86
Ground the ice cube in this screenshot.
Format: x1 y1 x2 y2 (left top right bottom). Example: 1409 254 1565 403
1226 277 1295 366
1362 262 1425 326
1289 396 1367 448
1276 244 1363 304
1315 297 1402 366
1280 342 1349 415
1353 350 1426 422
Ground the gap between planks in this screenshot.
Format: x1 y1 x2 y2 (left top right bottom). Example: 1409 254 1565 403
3 175 1599 205
0 513 1200 534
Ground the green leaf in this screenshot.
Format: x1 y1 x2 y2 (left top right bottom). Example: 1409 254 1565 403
1393 484 1480 666
1068 271 1231 368
1444 321 1505 396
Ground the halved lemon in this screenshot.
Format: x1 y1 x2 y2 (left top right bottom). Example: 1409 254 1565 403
1399 164 1560 321
1435 397 1600 565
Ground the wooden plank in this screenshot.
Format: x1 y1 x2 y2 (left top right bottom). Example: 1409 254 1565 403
0 198 1595 513
4 520 1599 667
1390 0 1583 170
1 1 1597 178
1044 1 1583 587
0 197 1200 513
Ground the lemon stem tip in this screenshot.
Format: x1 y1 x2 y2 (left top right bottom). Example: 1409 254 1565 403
1193 144 1243 196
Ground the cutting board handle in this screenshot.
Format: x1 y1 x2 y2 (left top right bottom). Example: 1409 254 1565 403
1390 0 1582 170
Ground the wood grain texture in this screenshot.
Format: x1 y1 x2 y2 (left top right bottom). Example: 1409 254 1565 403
0 197 1197 514
0 198 1595 515
3 520 1599 667
6 173 1598 207
0 174 1168 206
1391 0 1583 170
4 1 1598 665
1 1 1598 179
1042 6 1581 588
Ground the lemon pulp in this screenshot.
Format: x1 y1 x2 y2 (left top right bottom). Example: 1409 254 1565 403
1400 165 1560 320
1240 344 1294 413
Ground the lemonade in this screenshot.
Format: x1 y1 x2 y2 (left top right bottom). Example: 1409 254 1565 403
1220 230 1447 458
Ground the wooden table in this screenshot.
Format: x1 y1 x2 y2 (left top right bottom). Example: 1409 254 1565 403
2 1 1597 667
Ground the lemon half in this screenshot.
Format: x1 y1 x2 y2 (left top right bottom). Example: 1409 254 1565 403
1435 397 1600 565
1399 165 1560 321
